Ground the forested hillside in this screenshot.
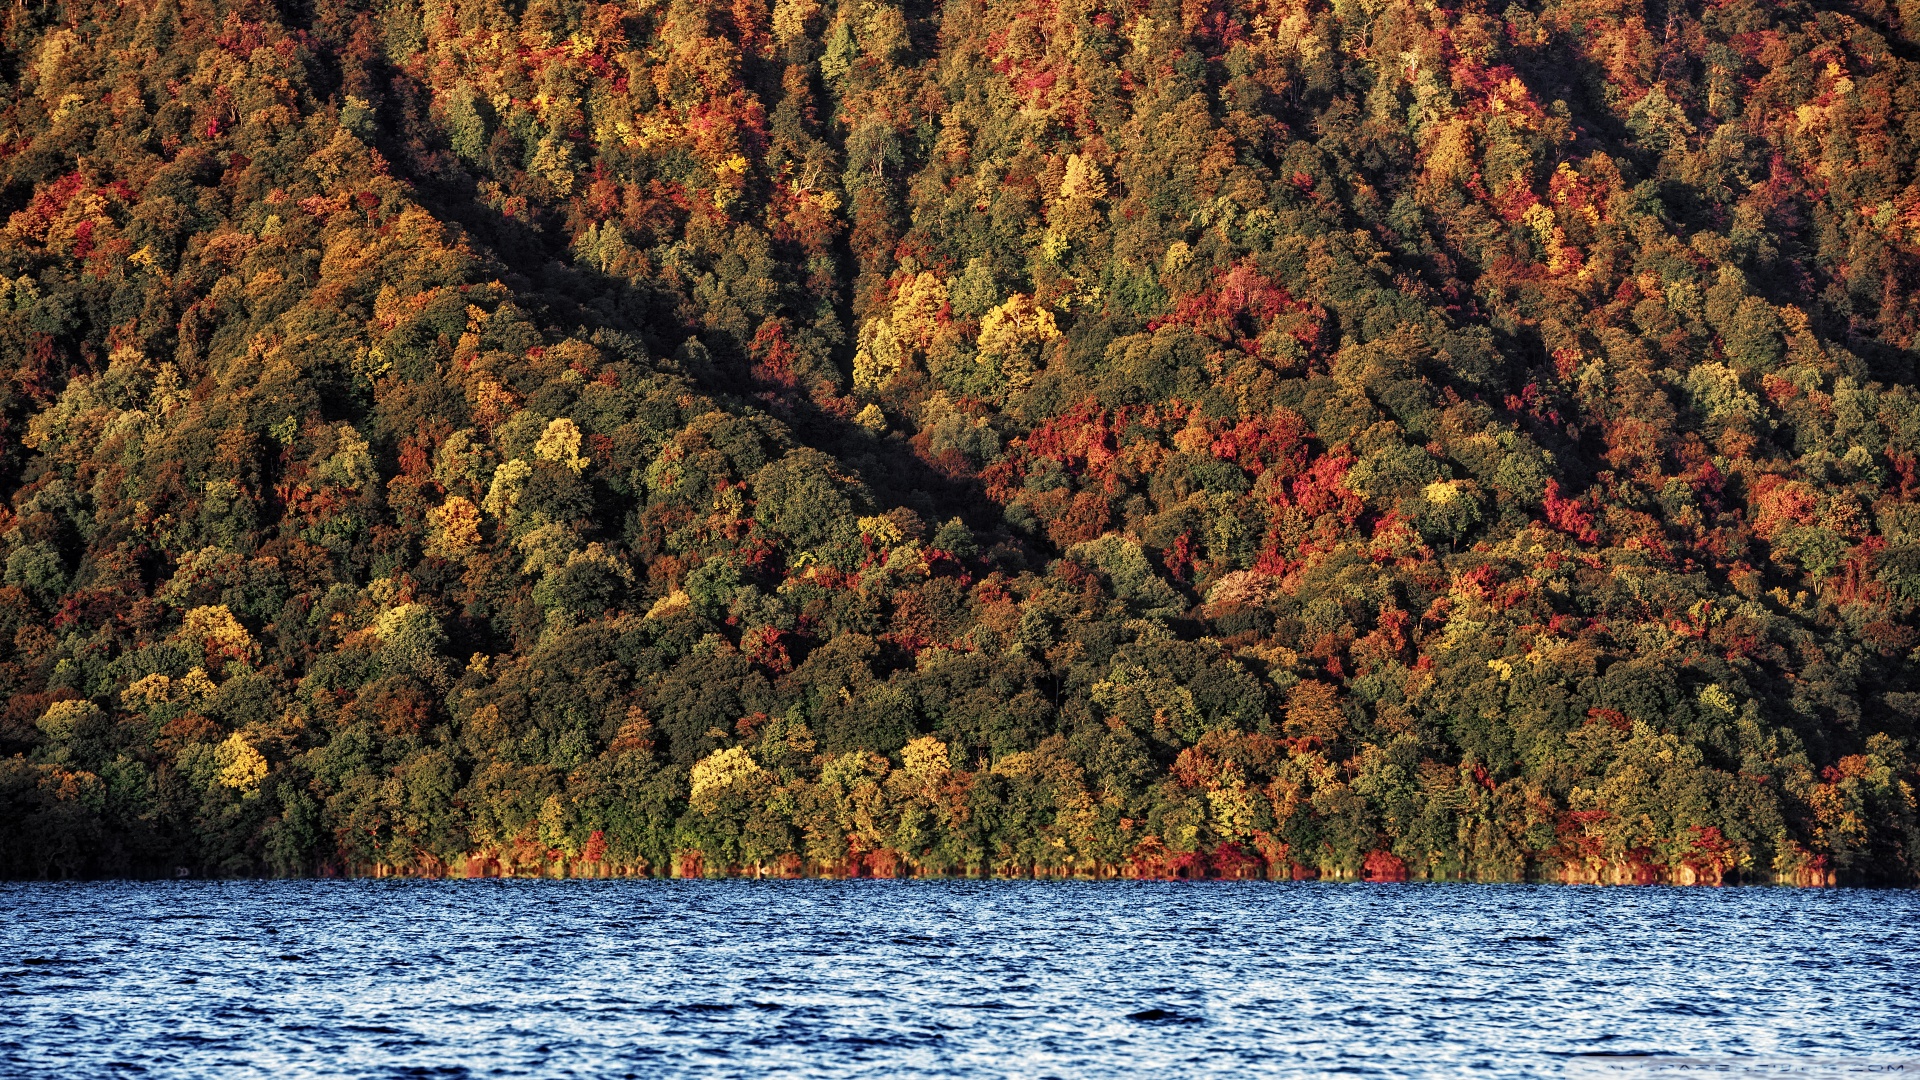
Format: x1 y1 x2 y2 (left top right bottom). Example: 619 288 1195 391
2 0 1918 883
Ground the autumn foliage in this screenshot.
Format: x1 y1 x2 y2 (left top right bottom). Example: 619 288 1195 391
0 0 1917 884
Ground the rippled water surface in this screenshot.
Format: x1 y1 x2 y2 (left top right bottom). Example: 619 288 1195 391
3 881 1916 1077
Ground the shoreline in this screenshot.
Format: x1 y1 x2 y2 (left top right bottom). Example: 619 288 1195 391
10 859 1850 887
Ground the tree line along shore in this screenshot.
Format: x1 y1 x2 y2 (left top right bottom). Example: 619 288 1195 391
1 0 1917 883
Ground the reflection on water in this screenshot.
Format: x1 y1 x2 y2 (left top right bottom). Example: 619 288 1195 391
2 880 1915 1078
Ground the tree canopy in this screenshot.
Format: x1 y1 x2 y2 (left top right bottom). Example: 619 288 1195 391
1 0 1918 884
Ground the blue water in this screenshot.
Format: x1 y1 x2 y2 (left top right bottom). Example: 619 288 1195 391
1 881 1915 1077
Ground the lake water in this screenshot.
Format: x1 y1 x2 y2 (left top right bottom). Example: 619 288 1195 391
2 881 1915 1078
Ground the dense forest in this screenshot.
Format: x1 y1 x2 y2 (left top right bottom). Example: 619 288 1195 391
1 0 1918 884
